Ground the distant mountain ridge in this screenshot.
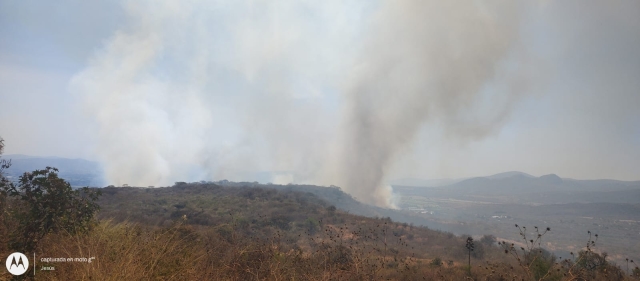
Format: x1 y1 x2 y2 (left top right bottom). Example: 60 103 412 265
392 170 639 188
2 154 638 194
388 177 465 187
394 170 640 205
4 154 73 160
1 154 104 187
486 171 535 179
390 171 538 188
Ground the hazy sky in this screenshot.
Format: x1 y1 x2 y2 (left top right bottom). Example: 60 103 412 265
1 1 639 202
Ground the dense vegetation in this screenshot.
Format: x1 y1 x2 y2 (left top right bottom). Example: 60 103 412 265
1 181 637 280
1 138 638 280
87 183 508 279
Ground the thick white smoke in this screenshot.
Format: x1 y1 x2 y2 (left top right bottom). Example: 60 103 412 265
71 0 531 207
334 1 527 207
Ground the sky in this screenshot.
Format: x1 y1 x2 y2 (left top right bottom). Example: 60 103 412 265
1 0 639 206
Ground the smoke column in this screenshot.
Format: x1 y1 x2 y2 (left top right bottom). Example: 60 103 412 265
336 1 526 207
71 1 530 207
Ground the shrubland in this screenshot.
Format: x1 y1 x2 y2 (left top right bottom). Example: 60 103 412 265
0 139 636 280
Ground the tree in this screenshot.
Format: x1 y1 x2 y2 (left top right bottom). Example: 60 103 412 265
1 166 101 252
0 136 10 254
0 136 10 179
565 250 625 280
465 236 474 274
525 248 557 280
480 234 496 246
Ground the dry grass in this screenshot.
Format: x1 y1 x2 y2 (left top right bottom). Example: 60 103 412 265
0 219 506 280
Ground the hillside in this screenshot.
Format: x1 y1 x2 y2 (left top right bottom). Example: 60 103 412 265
393 173 640 266
394 173 640 205
2 157 638 279
2 178 637 280
30 183 513 280
96 183 497 264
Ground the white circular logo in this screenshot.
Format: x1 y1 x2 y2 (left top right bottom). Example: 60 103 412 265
6 252 29 275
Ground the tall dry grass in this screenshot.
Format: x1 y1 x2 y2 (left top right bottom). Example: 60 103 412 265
10 219 496 281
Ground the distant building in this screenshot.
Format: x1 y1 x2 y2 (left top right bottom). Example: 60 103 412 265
122 184 129 187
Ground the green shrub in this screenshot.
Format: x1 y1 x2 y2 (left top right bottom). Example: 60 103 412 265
1 167 101 252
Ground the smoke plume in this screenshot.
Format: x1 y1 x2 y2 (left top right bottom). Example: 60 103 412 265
335 1 526 207
71 0 530 207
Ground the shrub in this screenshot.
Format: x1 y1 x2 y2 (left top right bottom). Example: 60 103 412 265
430 257 443 267
1 167 101 252
526 248 557 280
305 217 320 234
480 234 497 246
